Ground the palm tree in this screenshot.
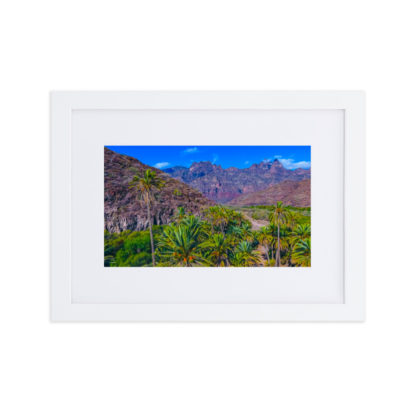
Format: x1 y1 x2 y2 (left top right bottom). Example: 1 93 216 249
265 223 278 261
204 206 230 233
292 224 311 241
174 206 186 223
280 224 310 267
157 223 206 266
285 210 298 231
292 238 311 267
230 210 244 227
279 226 293 266
292 224 311 240
129 169 165 266
181 214 205 232
269 201 289 266
257 227 272 263
200 233 233 266
240 222 253 240
228 224 244 239
230 241 262 267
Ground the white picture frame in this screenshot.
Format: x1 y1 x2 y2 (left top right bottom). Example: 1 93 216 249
51 91 365 322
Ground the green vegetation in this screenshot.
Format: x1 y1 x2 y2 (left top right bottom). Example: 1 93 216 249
104 227 163 267
129 169 165 266
231 204 310 222
105 204 310 267
105 170 311 267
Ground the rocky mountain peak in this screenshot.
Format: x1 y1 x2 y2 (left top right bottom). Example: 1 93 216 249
259 158 282 166
189 160 216 171
165 158 310 203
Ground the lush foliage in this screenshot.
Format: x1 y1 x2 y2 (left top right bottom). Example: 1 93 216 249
105 204 311 267
104 227 163 267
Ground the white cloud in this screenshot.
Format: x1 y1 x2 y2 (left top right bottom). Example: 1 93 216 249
212 153 219 163
278 158 311 170
154 162 170 169
274 155 282 159
183 147 198 154
244 160 250 165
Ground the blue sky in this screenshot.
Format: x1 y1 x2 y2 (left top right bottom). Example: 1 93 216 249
106 146 311 170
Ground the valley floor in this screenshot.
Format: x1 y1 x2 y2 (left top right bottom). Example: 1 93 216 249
240 213 268 230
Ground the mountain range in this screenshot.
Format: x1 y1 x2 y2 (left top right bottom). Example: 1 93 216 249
105 148 213 232
164 159 310 204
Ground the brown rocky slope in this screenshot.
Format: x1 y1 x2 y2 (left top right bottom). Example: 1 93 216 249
105 148 214 232
228 179 311 207
164 159 310 203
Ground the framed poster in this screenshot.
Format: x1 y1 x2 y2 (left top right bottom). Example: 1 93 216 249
51 91 365 321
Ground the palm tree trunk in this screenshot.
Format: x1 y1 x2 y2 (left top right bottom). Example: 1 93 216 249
288 245 293 267
275 224 280 267
146 199 156 266
265 245 270 262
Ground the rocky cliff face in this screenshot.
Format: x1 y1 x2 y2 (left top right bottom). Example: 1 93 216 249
164 159 310 203
105 148 214 232
228 179 311 207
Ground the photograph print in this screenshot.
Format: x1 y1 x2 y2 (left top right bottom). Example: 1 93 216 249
104 145 311 267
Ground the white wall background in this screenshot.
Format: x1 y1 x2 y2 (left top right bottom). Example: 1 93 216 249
0 1 414 415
